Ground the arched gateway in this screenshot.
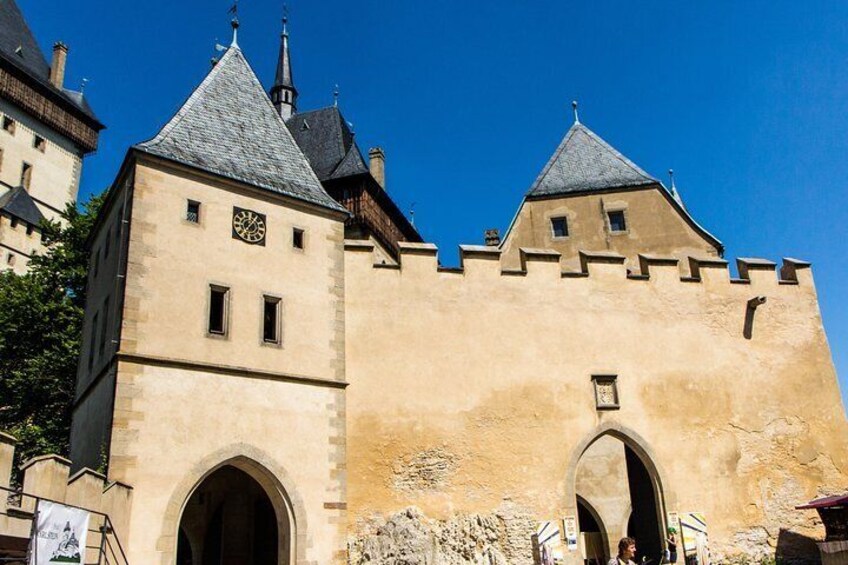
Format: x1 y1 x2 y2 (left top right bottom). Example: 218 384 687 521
566 423 674 565
169 453 301 565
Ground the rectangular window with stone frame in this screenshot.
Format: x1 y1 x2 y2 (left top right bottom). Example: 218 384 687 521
592 375 620 409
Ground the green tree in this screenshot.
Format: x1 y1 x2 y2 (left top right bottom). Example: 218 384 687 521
0 194 104 476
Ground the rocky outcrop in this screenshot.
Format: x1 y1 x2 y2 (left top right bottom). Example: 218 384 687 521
348 504 536 565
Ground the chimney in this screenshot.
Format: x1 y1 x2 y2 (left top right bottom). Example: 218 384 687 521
484 229 501 247
369 147 385 188
49 42 68 89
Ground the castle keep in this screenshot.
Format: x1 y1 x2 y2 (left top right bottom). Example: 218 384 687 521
0 0 103 273
2 9 843 565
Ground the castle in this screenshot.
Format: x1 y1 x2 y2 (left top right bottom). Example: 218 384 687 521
0 0 102 273
2 5 847 565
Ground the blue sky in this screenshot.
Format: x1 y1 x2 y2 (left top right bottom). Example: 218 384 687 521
22 0 848 409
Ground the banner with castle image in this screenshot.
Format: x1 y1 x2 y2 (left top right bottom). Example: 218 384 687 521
30 501 89 565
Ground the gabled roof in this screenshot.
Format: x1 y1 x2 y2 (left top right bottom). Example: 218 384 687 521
134 45 345 214
286 106 369 181
528 122 657 198
0 0 101 124
0 185 45 226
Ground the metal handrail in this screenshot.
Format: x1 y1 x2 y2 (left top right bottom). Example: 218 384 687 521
0 483 129 564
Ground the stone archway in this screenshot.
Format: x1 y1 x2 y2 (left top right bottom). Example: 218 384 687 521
159 444 309 565
576 495 609 565
565 422 674 565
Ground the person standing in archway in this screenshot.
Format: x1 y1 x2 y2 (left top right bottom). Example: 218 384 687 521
609 537 637 565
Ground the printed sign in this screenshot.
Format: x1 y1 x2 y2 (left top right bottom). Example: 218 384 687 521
563 516 578 551
534 521 566 564
30 501 90 565
680 512 710 565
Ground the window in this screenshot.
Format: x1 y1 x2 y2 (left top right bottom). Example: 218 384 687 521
99 298 109 358
186 200 200 223
208 285 229 336
592 375 620 410
10 217 18 229
21 162 32 189
33 135 46 152
2 116 15 134
262 295 282 344
550 217 569 238
26 224 34 236
292 228 304 250
6 252 15 266
104 227 112 259
0 148 4 172
88 312 99 370
608 210 627 233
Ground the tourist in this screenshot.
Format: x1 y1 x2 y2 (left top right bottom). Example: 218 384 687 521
609 537 637 565
667 528 678 563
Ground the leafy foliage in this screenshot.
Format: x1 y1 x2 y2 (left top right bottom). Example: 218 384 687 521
0 194 104 475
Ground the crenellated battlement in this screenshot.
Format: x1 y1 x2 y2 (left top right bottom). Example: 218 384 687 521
0 432 133 557
344 240 815 292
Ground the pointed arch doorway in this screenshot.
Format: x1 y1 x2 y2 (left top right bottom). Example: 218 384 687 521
567 424 672 565
176 464 291 565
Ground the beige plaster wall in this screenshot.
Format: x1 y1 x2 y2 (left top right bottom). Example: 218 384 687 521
108 361 346 565
344 244 848 561
0 99 83 220
119 157 346 382
501 187 720 272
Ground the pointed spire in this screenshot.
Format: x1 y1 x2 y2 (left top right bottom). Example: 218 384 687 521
333 84 339 107
271 5 297 119
668 169 685 209
572 100 580 124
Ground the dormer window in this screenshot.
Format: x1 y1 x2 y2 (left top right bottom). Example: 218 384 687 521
551 217 569 238
607 210 627 233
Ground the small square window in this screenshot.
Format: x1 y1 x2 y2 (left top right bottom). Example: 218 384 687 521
6 252 15 266
208 285 230 336
608 210 627 233
186 200 200 223
26 224 34 236
33 135 46 152
592 375 620 410
20 162 32 189
2 116 15 134
551 217 569 238
292 228 304 250
10 217 18 229
262 295 282 344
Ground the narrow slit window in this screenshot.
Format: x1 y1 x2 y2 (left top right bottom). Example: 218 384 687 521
608 210 627 232
186 200 200 223
263 296 281 344
208 286 229 336
292 228 304 250
21 162 32 189
551 217 569 238
88 312 99 370
99 298 110 358
33 135 46 152
2 116 15 134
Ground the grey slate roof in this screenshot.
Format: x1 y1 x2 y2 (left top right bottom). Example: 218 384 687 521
286 107 369 181
0 185 45 226
0 0 100 123
134 45 345 214
528 122 657 197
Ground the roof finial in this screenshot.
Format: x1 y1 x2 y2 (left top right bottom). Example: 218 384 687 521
282 3 289 36
668 168 685 208
80 78 89 94
228 0 240 46
333 84 339 107
572 100 580 124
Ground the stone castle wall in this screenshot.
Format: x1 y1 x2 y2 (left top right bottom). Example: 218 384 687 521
343 241 848 563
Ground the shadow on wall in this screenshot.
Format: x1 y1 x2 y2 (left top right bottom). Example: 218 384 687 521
775 528 819 564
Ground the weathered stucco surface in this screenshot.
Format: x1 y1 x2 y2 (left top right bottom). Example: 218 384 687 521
344 244 847 563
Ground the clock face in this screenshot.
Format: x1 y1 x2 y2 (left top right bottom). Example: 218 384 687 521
232 207 267 245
